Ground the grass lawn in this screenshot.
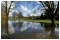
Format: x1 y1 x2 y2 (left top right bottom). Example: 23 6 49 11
9 18 59 24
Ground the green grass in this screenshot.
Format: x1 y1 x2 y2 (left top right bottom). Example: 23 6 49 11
8 18 59 24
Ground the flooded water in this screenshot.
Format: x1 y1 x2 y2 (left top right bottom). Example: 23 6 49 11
1 20 59 39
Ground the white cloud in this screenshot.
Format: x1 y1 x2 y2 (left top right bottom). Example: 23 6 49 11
29 8 39 16
1 1 15 11
9 10 18 17
7 1 15 11
19 22 45 32
20 5 31 13
8 20 15 34
7 1 15 8
29 13 33 16
20 5 28 11
32 8 37 12
1 1 15 13
20 26 28 32
28 10 31 12
36 1 41 4
1 1 6 6
11 3 15 9
30 12 41 16
7 1 11 8
23 14 27 17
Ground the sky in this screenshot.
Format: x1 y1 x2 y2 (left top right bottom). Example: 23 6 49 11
9 1 42 17
1 1 58 17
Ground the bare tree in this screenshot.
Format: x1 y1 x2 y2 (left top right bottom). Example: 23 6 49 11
1 1 13 38
12 12 17 18
39 1 59 26
17 11 23 18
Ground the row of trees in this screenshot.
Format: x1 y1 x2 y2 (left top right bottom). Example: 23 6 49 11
39 13 59 20
26 13 59 20
12 11 23 18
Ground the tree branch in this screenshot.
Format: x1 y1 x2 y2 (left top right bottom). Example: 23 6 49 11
8 1 13 15
54 1 59 17
6 1 7 15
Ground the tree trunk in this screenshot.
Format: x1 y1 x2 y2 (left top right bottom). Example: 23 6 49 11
51 16 55 26
5 1 9 38
5 14 9 38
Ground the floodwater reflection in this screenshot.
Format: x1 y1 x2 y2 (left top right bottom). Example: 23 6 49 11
1 20 59 39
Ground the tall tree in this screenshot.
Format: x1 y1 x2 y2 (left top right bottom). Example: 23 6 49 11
12 12 17 18
39 1 59 26
17 11 23 18
2 1 13 38
5 1 11 38
6 1 13 19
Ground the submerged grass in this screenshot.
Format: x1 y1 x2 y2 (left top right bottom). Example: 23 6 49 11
9 18 59 24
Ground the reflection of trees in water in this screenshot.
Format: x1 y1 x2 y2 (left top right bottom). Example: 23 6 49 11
40 22 44 27
49 27 58 39
31 29 51 39
1 20 23 39
1 20 59 39
12 20 16 27
12 20 23 28
56 24 59 28
43 23 59 39
1 19 9 39
18 22 23 28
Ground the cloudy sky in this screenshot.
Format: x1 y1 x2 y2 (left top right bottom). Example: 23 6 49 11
10 1 43 17
1 1 58 17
